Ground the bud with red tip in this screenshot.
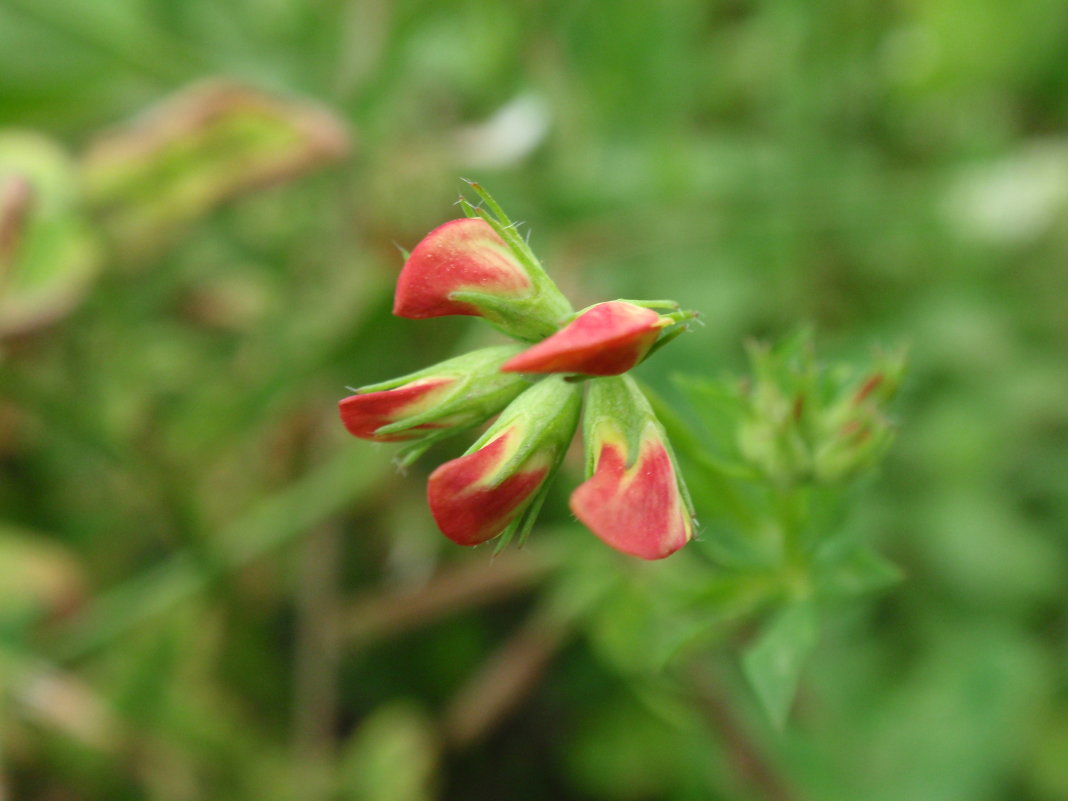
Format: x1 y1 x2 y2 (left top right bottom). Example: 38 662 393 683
338 345 529 459
812 350 905 483
735 336 905 485
500 300 670 377
570 375 694 560
427 376 581 546
393 217 572 342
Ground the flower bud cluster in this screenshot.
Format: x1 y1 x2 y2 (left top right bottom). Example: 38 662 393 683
736 337 905 486
339 184 697 559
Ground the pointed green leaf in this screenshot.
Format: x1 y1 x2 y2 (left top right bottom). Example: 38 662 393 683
742 601 819 729
820 545 903 598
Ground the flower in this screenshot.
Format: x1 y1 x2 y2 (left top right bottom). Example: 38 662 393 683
570 375 694 560
340 183 697 558
427 376 581 545
394 217 572 342
338 345 529 458
500 300 668 377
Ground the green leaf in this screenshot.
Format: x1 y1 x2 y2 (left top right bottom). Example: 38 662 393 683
0 131 99 336
672 373 745 455
0 524 84 626
340 701 439 801
819 545 903 599
80 80 350 256
742 601 819 729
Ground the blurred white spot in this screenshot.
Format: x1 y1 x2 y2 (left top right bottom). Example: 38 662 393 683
946 140 1068 244
454 94 551 169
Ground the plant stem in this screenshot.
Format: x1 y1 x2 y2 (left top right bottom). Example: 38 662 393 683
689 660 802 801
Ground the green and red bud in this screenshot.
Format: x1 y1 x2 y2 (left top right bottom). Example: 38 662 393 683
736 339 905 485
570 376 694 560
338 345 529 445
500 300 668 377
427 376 581 546
813 353 905 482
393 217 571 342
339 376 456 442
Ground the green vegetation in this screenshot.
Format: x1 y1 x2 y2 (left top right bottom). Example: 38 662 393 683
2 1 1067 799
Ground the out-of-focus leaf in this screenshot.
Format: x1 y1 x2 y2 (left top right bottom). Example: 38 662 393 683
742 600 819 729
817 544 904 599
340 701 439 801
566 693 699 801
671 373 745 457
1030 707 1068 800
649 570 777 669
51 442 389 660
0 173 31 276
0 131 99 337
81 80 351 255
0 525 86 626
841 627 1045 801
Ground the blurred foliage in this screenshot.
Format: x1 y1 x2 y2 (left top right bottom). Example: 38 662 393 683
1 0 1068 800
0 131 99 337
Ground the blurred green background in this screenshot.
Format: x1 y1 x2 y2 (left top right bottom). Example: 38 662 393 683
2 0 1067 799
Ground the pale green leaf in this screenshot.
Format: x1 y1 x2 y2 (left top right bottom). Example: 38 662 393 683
742 601 819 729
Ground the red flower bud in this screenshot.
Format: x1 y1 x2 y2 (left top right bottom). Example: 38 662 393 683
394 218 531 320
571 424 693 559
427 376 581 546
339 377 457 442
393 217 573 341
337 345 528 445
570 376 693 559
428 426 553 545
500 301 665 376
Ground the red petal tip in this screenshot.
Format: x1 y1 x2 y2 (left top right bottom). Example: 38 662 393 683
500 301 662 376
427 429 549 545
570 430 691 559
338 377 454 441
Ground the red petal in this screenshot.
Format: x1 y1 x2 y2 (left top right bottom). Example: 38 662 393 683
338 377 454 441
427 430 550 545
570 432 691 559
393 218 531 319
501 301 662 376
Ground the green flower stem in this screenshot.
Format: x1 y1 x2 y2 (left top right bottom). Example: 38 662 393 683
772 484 812 600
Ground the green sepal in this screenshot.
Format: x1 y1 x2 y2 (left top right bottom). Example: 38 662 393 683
448 289 567 342
463 375 582 487
456 183 573 342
